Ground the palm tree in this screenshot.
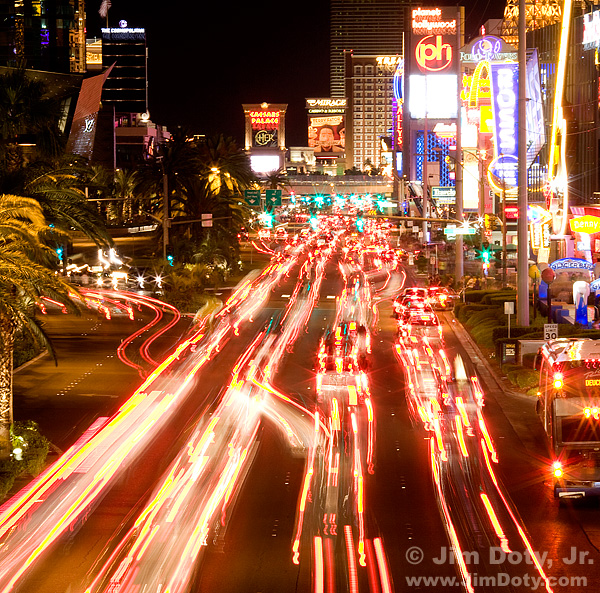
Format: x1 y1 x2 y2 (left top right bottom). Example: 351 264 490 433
0 155 113 250
168 135 254 266
0 195 81 459
197 134 255 194
262 169 290 192
136 128 203 252
0 66 64 173
111 168 140 224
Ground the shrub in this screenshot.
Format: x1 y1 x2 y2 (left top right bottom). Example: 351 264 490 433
464 308 503 330
12 421 50 476
0 421 50 501
515 370 540 389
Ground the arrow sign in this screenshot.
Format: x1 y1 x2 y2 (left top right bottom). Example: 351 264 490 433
265 189 282 208
244 189 261 207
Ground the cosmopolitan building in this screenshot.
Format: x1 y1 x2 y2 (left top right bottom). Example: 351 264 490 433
101 25 148 115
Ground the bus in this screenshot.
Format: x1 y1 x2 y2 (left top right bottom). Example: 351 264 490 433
536 338 600 499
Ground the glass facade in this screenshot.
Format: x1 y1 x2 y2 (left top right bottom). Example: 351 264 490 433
330 0 406 97
0 0 86 73
101 27 147 115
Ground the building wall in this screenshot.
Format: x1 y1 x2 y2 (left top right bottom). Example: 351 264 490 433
527 9 599 205
330 0 405 97
0 0 86 73
345 54 399 171
101 26 147 115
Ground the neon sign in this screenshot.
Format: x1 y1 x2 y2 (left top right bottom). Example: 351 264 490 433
411 7 457 35
570 215 600 234
376 56 401 67
583 11 600 49
490 63 519 166
415 35 453 72
250 111 280 129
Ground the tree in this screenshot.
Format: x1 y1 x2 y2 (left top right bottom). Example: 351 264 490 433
0 195 81 458
111 168 140 225
0 66 64 173
13 156 113 249
197 134 255 194
262 169 290 192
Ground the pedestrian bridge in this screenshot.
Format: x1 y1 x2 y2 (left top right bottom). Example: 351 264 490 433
286 175 393 197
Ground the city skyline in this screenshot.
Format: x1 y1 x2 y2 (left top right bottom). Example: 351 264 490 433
87 0 507 147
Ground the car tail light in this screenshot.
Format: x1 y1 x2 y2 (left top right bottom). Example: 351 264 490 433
553 372 563 390
553 461 563 478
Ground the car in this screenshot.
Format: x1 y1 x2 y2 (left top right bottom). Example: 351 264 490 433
427 286 457 310
399 309 443 341
392 294 431 318
400 287 429 299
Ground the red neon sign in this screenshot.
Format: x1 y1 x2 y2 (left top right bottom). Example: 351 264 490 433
415 35 453 72
250 111 280 130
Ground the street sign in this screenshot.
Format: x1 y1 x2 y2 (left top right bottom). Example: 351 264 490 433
265 189 282 208
544 323 558 340
201 213 213 227
431 186 456 205
444 226 475 236
244 189 261 207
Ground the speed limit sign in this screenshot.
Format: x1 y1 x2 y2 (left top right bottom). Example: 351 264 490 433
544 323 558 340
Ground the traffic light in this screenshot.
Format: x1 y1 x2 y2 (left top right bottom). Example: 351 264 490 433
484 214 492 230
356 212 364 233
166 245 174 266
309 211 318 231
55 246 63 262
478 246 494 276
444 155 455 180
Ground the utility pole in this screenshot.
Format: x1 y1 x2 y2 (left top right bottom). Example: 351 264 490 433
161 164 169 261
454 6 464 283
517 0 530 325
422 80 429 247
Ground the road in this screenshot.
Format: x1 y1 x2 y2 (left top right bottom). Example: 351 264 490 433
2 222 600 593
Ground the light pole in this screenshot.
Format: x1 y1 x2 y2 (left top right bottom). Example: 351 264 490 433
454 6 464 285
517 0 530 326
156 156 169 261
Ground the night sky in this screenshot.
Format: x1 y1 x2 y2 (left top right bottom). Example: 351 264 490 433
87 0 507 147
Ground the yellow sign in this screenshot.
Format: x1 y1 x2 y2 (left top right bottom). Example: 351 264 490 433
570 215 600 234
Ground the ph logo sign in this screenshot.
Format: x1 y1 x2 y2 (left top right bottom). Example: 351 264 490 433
415 35 453 72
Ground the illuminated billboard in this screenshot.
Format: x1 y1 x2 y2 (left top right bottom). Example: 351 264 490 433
408 75 458 119
408 6 459 120
243 103 287 151
525 49 545 168
490 63 518 169
306 98 346 157
308 116 345 154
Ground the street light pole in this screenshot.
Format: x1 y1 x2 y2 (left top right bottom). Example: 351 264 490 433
454 7 464 283
517 0 530 326
162 167 169 261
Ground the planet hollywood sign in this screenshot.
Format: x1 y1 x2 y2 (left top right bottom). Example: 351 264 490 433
415 35 453 72
411 7 456 36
